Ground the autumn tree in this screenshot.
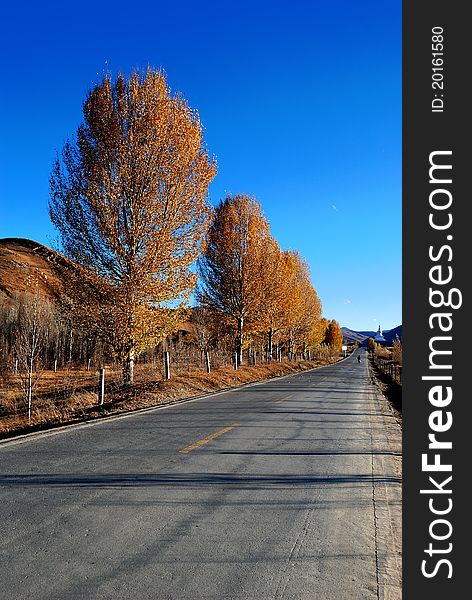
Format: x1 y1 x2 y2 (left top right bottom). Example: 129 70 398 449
291 257 322 353
197 194 272 365
308 317 329 349
278 250 322 357
252 236 287 360
49 68 216 382
392 336 402 364
324 319 343 352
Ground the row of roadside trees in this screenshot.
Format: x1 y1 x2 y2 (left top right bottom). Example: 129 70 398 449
44 68 341 384
197 193 334 367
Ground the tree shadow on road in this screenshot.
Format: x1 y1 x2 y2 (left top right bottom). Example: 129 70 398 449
220 450 401 456
0 472 402 489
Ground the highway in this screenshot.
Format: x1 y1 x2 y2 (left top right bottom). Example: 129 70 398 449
0 349 401 599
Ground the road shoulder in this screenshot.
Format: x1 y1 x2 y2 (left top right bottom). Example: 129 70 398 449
369 381 402 600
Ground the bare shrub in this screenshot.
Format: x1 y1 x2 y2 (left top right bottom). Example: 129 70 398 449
374 343 391 359
9 286 57 420
392 338 403 365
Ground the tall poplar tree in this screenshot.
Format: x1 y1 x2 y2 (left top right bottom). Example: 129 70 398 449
280 250 322 356
49 68 216 382
324 320 343 352
197 194 271 364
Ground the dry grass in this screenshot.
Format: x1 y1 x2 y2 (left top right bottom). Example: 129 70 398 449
0 357 341 438
369 357 402 425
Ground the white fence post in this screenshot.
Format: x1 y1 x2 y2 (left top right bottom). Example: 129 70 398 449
98 368 105 405
164 351 171 380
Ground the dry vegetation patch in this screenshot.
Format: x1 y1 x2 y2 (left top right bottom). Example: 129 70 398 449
0 357 340 438
369 357 402 424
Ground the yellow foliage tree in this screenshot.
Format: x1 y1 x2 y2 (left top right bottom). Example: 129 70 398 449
279 250 322 357
197 194 273 364
49 68 216 382
306 315 328 349
252 237 288 359
324 319 343 352
392 337 402 364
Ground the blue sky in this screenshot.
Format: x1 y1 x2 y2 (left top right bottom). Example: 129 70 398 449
0 0 401 331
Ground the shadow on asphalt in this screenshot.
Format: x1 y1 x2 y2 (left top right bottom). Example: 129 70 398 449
0 472 401 488
267 410 391 417
220 450 401 456
87 497 402 509
239 388 372 394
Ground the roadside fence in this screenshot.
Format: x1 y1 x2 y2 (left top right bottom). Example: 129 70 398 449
372 355 402 385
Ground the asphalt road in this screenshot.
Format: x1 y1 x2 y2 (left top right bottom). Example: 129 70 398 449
0 349 402 600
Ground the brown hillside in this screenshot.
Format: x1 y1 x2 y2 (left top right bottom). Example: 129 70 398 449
0 238 68 305
0 238 195 337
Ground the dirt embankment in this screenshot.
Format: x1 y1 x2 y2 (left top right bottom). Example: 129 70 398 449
0 238 69 305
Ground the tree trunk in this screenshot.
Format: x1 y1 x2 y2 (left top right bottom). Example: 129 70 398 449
27 355 33 421
267 328 273 363
236 317 244 367
68 330 73 363
288 332 294 360
123 348 135 384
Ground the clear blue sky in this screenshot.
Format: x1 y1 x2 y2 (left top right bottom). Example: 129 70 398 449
0 0 401 331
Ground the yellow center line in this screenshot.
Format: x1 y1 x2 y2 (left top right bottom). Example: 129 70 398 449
275 394 293 405
179 423 239 454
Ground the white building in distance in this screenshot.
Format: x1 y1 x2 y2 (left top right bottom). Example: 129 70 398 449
374 325 386 344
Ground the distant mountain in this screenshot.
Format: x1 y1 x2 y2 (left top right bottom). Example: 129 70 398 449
341 325 402 345
340 328 369 344
0 238 198 347
383 325 402 345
